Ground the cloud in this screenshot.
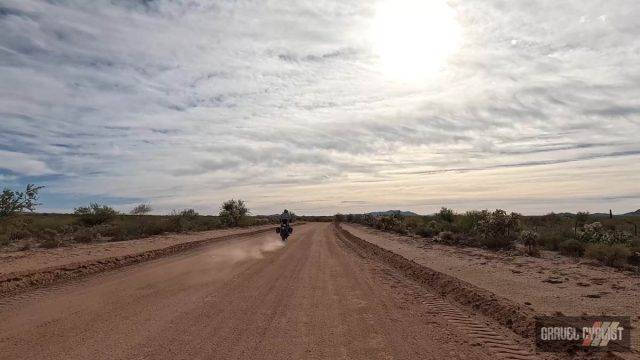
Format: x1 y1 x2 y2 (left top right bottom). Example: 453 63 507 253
0 0 639 214
0 150 54 176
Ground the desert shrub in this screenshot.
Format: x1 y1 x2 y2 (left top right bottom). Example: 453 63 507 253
579 222 607 243
436 231 454 244
628 239 640 266
416 225 436 238
40 229 62 249
520 230 539 256
73 227 98 243
74 203 118 226
392 222 408 235
130 204 152 215
0 184 44 217
580 222 632 245
585 244 630 268
252 218 271 226
179 209 199 219
539 233 562 251
574 211 590 234
435 231 474 246
475 209 519 249
100 223 130 241
168 209 204 232
541 212 563 226
41 238 62 249
219 199 249 227
404 216 423 231
538 227 574 250
373 214 408 234
7 228 31 241
437 207 455 224
558 239 585 257
479 236 514 249
457 210 487 234
140 219 169 236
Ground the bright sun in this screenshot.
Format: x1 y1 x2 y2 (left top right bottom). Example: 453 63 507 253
372 0 461 80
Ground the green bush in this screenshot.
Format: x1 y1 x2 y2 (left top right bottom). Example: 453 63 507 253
437 207 455 224
0 184 44 217
130 204 152 215
558 239 585 257
219 200 249 227
170 209 201 232
74 203 118 226
456 210 486 233
585 244 630 268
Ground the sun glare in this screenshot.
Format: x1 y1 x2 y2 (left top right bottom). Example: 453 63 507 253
372 0 461 81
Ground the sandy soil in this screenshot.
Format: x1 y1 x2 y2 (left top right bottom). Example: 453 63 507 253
0 223 546 360
341 223 640 354
0 225 275 276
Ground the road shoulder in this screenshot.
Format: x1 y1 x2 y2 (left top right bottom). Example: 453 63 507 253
339 223 640 355
0 224 276 297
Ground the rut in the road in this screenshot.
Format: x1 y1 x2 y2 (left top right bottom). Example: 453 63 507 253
335 224 540 360
419 293 537 360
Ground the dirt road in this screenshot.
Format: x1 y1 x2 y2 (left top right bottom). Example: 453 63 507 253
0 223 540 360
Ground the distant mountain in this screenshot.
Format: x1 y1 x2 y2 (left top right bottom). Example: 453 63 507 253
368 210 419 217
556 210 640 218
623 209 640 217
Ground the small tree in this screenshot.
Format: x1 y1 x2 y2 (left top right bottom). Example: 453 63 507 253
437 207 455 224
219 199 249 227
130 204 152 215
74 203 118 226
0 184 44 217
179 208 199 218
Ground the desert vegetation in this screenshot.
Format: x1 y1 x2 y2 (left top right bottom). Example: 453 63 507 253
337 208 640 269
0 184 276 251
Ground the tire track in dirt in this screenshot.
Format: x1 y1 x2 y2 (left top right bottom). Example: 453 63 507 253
417 293 536 360
334 222 545 360
334 222 536 335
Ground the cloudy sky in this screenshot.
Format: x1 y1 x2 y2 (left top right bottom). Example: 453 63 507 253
1 0 639 215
